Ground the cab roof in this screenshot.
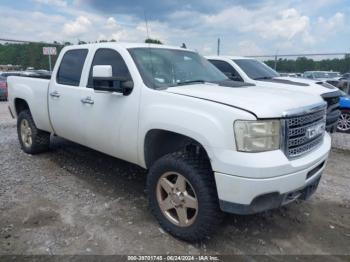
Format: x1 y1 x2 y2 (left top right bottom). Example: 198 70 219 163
205 55 252 60
65 42 194 52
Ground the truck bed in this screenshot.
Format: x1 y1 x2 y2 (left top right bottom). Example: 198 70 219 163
7 76 53 133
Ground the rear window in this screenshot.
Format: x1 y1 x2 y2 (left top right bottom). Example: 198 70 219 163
57 49 88 86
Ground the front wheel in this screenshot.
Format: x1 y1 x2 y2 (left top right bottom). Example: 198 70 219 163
337 109 350 133
17 110 50 154
147 151 222 241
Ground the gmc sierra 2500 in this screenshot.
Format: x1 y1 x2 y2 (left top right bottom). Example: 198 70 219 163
8 43 331 241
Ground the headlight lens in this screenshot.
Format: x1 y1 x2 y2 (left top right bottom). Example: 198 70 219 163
234 120 281 152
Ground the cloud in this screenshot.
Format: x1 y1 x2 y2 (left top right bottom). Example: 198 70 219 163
34 0 67 7
78 0 244 19
236 40 264 56
248 8 310 40
0 0 349 56
0 7 67 42
317 12 344 32
62 16 91 37
105 17 118 29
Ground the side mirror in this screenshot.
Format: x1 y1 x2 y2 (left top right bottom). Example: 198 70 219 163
224 72 242 82
93 65 113 78
92 65 133 95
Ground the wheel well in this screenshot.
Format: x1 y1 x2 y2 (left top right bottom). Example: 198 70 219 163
144 129 211 169
14 98 30 116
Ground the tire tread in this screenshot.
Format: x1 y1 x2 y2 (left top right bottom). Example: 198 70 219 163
17 110 50 154
147 151 222 241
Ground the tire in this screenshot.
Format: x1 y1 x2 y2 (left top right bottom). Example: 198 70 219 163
337 109 350 133
17 110 50 154
147 151 222 241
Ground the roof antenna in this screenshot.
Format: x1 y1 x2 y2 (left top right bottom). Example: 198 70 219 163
143 10 155 87
144 10 151 42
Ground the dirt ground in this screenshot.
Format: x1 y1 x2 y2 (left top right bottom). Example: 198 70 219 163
0 101 349 257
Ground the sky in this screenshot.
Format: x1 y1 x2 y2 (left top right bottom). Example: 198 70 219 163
0 0 349 56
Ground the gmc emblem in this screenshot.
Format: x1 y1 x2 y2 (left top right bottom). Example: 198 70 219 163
306 122 326 139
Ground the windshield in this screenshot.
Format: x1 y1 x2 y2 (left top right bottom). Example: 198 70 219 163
312 72 331 78
128 48 228 89
327 72 340 78
233 59 279 80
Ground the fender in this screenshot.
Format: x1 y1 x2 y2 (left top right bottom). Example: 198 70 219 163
138 89 255 168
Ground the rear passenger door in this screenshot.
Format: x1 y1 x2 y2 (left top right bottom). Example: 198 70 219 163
49 48 90 146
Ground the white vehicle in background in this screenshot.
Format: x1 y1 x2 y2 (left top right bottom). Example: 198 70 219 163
303 71 341 80
207 56 342 133
8 43 331 241
303 71 341 87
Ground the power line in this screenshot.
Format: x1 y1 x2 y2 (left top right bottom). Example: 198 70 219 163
247 52 349 58
0 38 63 45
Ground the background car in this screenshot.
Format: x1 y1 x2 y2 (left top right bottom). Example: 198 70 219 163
338 90 350 133
303 71 341 87
0 76 7 101
0 72 23 101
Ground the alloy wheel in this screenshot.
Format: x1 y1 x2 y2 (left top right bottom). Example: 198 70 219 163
156 172 198 227
20 119 32 147
337 112 350 131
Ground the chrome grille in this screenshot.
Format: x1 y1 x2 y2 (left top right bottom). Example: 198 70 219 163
284 104 327 158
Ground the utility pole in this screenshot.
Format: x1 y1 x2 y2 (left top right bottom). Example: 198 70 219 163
48 53 52 72
217 38 220 56
274 55 277 70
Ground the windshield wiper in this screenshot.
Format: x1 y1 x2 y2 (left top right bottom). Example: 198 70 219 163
176 80 206 86
253 76 273 80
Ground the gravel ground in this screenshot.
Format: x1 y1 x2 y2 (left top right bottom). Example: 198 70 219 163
0 101 349 257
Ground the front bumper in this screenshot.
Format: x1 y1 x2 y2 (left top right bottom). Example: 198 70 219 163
212 133 331 214
217 166 323 215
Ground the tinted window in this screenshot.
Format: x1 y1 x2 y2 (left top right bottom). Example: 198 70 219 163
1 72 21 78
209 60 243 81
57 49 88 86
88 48 131 87
233 59 279 80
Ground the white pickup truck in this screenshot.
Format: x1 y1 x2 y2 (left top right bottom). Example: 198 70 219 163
207 56 341 133
8 43 331 241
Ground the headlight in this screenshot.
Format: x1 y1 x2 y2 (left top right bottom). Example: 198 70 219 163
234 120 281 152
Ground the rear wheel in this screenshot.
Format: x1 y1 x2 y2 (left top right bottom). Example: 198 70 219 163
337 109 350 133
147 151 222 241
17 110 50 154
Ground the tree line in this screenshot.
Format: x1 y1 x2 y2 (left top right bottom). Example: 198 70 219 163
265 55 350 74
0 38 163 71
0 42 65 70
1 39 348 74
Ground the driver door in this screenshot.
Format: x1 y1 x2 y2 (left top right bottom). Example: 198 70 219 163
82 48 140 164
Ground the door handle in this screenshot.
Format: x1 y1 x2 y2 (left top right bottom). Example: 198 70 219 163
50 91 60 98
81 96 94 105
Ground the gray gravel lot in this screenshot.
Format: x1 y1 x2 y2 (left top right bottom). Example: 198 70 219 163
0 101 349 257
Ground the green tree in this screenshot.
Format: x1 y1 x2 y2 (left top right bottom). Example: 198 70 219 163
0 43 64 70
145 38 163 44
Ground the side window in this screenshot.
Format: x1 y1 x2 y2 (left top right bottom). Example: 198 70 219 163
305 73 312 79
57 49 88 86
88 48 131 88
209 60 243 81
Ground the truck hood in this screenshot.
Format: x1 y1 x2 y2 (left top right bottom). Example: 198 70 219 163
165 83 323 118
255 77 337 96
